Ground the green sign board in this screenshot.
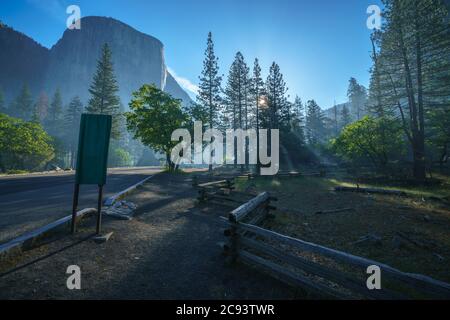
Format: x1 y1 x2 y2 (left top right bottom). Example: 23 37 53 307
75 114 112 185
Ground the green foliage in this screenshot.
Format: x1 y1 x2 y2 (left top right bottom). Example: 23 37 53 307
189 102 209 124
46 89 63 137
108 147 132 167
5 169 29 175
86 43 121 139
32 92 49 124
333 116 404 170
291 96 305 143
305 99 325 145
281 131 317 165
262 62 289 130
250 58 265 131
197 32 222 129
347 77 367 120
11 84 33 120
369 0 450 179
126 84 189 171
64 96 84 167
340 104 352 129
224 52 251 130
0 113 54 172
427 106 450 164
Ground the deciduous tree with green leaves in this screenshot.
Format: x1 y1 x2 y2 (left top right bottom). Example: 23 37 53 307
333 116 404 170
0 113 54 172
126 84 189 172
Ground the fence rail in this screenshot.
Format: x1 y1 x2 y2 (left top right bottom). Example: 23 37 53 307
194 177 235 203
223 193 450 300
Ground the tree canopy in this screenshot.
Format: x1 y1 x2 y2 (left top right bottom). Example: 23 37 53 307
126 84 189 171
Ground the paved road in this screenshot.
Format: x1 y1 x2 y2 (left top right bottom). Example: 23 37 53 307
0 167 162 244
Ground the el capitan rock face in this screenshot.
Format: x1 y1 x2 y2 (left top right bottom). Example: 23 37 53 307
0 25 49 102
0 16 192 107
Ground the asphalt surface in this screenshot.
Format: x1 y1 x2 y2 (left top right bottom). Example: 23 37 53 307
0 167 162 244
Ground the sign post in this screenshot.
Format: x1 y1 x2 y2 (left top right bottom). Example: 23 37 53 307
71 114 112 235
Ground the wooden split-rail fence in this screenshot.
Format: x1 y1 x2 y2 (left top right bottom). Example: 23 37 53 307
193 176 236 204
222 192 450 300
246 170 326 180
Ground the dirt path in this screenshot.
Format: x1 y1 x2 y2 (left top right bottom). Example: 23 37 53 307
0 173 297 299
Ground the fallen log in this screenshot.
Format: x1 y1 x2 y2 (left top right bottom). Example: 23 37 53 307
315 208 354 215
334 186 406 196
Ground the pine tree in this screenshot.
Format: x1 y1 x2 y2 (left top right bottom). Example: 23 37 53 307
251 58 265 128
340 104 352 129
263 62 289 130
64 96 83 168
197 32 222 171
347 77 367 120
86 43 121 139
251 58 265 174
46 89 63 137
367 34 388 118
32 92 49 124
12 84 33 120
225 52 247 129
305 99 325 145
371 0 450 180
224 52 251 170
291 96 305 141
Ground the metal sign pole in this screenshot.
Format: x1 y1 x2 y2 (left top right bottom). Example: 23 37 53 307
96 185 104 235
71 184 80 234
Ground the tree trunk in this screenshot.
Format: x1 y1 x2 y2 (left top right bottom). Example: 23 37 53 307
399 25 426 181
166 153 174 172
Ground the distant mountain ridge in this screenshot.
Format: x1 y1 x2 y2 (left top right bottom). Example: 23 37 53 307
0 16 192 108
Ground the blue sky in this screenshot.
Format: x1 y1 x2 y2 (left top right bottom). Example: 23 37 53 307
0 0 382 108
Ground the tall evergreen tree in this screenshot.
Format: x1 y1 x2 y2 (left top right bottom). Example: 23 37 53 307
224 52 250 130
46 89 63 137
197 32 222 172
305 100 325 145
64 96 83 168
86 43 121 139
332 100 338 136
263 62 289 130
251 58 265 174
371 0 450 180
340 104 352 129
224 52 251 169
32 92 49 124
347 77 367 120
12 84 33 120
291 96 305 141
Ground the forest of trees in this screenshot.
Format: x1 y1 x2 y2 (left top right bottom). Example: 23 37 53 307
189 33 316 173
186 0 449 180
0 43 145 173
333 0 450 181
1 0 448 180
126 0 450 179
